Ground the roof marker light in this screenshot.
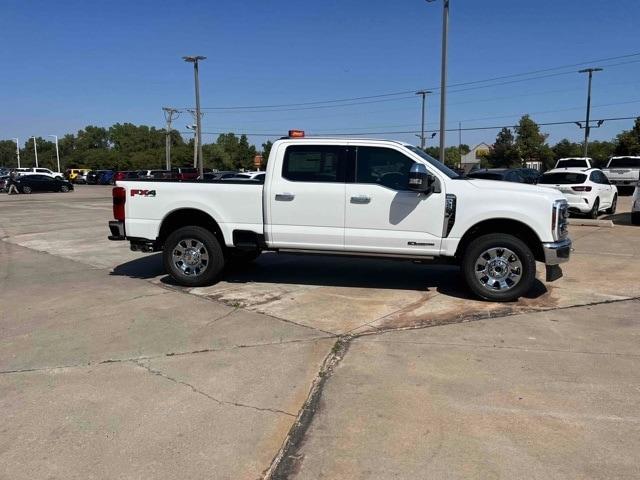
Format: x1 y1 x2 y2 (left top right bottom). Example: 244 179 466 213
288 129 305 138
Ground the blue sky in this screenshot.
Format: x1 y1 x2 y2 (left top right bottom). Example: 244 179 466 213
1 0 640 150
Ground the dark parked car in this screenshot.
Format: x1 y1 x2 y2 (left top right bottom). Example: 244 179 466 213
98 170 115 185
113 171 139 182
15 175 74 193
466 168 526 183
171 167 200 180
515 168 542 184
86 170 112 185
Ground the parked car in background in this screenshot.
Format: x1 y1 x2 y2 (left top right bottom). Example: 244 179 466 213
602 156 640 189
632 181 639 225
15 167 64 179
200 170 238 180
515 168 542 184
555 157 593 169
113 171 139 182
466 168 526 183
87 170 112 184
137 169 173 180
0 175 8 192
74 169 91 184
14 174 74 193
540 168 617 218
98 170 116 185
171 167 199 180
224 171 266 181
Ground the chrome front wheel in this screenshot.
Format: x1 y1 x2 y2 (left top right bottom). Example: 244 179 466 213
474 247 523 292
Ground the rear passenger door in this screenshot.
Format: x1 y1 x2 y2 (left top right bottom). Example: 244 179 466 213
268 144 347 250
591 171 615 207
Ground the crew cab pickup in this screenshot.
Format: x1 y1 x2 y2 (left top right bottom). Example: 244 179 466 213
108 135 571 301
602 156 640 188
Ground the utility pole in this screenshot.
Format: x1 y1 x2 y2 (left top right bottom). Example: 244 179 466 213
32 137 38 167
458 122 462 167
183 56 206 177
578 67 603 157
48 135 60 173
415 90 432 149
13 138 20 168
186 121 198 168
162 107 180 170
427 0 450 163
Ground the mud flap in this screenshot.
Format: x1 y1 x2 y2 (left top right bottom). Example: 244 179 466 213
546 264 563 282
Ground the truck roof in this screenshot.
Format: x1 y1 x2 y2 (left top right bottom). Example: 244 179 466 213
277 136 413 147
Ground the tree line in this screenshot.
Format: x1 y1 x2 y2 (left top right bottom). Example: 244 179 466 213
1 116 639 172
0 123 274 172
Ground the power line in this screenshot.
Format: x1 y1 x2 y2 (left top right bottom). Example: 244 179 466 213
181 115 638 138
179 52 640 112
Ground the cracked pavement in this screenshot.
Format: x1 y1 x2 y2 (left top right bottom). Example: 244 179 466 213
1 187 639 479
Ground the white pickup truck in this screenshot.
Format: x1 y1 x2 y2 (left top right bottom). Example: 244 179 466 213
602 156 640 188
108 134 571 301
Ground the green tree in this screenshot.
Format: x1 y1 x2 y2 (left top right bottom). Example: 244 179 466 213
261 140 273 166
614 117 640 155
514 115 554 169
486 127 520 168
552 139 582 160
587 140 615 168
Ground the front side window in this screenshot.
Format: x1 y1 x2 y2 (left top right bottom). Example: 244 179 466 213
283 145 346 182
355 146 414 190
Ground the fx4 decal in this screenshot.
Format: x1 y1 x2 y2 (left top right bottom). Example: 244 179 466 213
130 189 156 197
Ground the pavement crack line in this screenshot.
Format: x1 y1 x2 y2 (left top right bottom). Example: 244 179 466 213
131 359 295 417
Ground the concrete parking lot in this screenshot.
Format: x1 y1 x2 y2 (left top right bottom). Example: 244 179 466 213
1 186 639 479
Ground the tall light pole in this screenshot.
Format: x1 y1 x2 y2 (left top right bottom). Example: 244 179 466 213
427 0 450 162
162 107 179 170
183 55 206 177
32 137 38 168
415 90 432 149
578 67 603 157
13 138 20 168
186 123 198 168
48 135 60 173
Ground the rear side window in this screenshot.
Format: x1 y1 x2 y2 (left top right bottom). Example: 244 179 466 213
608 157 640 168
355 146 415 190
590 171 609 184
540 172 587 184
283 145 346 182
557 159 587 168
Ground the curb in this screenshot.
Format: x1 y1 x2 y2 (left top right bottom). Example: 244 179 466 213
568 218 614 227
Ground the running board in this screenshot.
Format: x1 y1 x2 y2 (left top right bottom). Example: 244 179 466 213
278 248 436 261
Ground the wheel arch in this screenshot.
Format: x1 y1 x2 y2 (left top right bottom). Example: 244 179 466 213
455 218 544 262
157 208 225 249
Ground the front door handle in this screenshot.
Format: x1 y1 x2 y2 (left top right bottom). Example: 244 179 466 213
350 195 371 204
275 192 295 201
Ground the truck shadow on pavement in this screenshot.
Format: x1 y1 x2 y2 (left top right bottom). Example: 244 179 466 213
602 212 636 226
111 251 547 301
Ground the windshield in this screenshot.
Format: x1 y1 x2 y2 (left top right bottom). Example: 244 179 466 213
608 157 640 168
557 159 587 168
540 172 587 184
405 146 460 178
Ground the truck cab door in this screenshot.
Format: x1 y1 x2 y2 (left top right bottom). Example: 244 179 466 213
344 146 444 256
267 144 347 250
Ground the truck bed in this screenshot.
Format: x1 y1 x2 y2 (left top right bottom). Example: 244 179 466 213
120 179 264 246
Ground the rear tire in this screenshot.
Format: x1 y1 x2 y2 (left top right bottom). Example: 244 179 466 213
163 226 225 287
462 233 536 302
605 195 617 215
60 185 69 193
589 198 600 219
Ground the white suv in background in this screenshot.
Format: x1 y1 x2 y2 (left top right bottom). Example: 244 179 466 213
540 168 617 218
554 157 593 169
632 181 640 225
15 167 63 179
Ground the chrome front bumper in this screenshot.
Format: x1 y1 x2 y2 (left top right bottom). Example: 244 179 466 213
542 238 572 265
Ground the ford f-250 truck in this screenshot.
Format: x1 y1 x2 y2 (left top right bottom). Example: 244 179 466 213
108 133 571 301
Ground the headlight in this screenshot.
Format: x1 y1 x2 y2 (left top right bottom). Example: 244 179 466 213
552 199 569 241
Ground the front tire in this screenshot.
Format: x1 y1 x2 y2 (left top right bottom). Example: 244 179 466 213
605 195 617 215
163 226 225 287
589 198 600 219
60 185 69 193
632 212 640 225
21 185 32 194
462 233 536 302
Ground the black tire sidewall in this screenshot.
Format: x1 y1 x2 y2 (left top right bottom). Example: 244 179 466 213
632 212 640 225
590 198 600 219
60 185 69 193
607 195 617 215
462 233 536 302
162 226 225 287
22 186 32 194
